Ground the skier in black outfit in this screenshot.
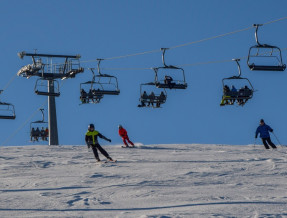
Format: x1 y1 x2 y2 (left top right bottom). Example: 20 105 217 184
85 124 114 162
255 119 277 149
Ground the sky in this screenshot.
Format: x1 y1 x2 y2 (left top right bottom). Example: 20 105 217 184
1 0 287 146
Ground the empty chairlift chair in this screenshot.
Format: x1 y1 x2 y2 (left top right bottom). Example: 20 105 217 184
34 79 60 97
247 24 286 71
138 82 167 108
0 102 16 119
221 59 254 107
154 48 187 90
0 90 16 119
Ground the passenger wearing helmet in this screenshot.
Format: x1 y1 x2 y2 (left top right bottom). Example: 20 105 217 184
85 124 114 162
164 75 173 85
118 125 134 148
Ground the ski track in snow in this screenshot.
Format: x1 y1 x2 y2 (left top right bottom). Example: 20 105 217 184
0 144 287 217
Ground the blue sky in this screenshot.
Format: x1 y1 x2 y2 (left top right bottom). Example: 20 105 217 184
1 0 287 146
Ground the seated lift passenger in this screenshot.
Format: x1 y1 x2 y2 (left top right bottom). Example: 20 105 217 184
220 85 231 106
164 75 174 88
138 91 148 107
156 91 166 108
80 89 88 103
148 92 155 107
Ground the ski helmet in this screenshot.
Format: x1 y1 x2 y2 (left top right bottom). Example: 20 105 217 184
118 124 122 129
88 124 95 130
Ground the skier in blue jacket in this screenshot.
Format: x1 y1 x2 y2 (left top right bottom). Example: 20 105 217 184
255 119 277 149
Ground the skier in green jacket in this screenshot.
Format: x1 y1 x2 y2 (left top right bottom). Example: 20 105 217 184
85 124 114 162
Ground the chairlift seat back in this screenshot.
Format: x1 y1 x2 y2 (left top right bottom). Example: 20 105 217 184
35 90 60 97
0 115 16 119
92 90 120 96
156 83 187 89
248 64 286 71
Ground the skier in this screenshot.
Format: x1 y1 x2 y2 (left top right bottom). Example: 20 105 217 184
118 125 134 148
255 119 277 149
85 124 115 162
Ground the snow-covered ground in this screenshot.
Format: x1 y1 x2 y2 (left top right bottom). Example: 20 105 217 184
0 144 286 217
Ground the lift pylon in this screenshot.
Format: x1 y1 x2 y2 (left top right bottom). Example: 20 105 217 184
17 51 84 145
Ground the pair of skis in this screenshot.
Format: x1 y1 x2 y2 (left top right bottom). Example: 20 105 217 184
96 159 117 165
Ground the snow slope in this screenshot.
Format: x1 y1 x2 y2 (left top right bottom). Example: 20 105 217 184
0 144 286 217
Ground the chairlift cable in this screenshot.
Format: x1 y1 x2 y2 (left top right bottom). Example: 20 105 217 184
169 16 287 50
92 57 246 70
1 74 17 92
169 26 254 50
79 16 287 64
99 67 152 71
262 16 287 26
179 59 234 67
95 46 287 70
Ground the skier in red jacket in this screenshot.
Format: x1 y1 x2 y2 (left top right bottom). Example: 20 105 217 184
118 125 134 147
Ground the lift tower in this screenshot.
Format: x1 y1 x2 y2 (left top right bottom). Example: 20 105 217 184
17 51 84 145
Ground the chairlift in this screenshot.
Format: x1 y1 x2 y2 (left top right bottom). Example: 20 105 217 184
0 103 16 119
221 59 254 107
30 108 48 142
247 24 286 71
154 48 187 89
0 90 16 119
138 82 167 108
34 78 60 97
79 59 120 104
80 81 104 104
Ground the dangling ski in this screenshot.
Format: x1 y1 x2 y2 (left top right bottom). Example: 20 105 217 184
95 160 117 166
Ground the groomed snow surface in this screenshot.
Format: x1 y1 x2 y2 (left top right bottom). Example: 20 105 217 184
0 144 286 217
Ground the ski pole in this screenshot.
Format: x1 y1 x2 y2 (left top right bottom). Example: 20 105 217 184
254 138 257 148
272 132 284 148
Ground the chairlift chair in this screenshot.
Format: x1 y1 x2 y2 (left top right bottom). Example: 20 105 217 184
30 109 48 142
0 102 16 119
138 82 167 108
92 74 120 95
80 81 104 104
221 59 254 107
247 24 286 71
79 60 120 104
34 78 60 97
154 48 187 90
0 90 16 119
